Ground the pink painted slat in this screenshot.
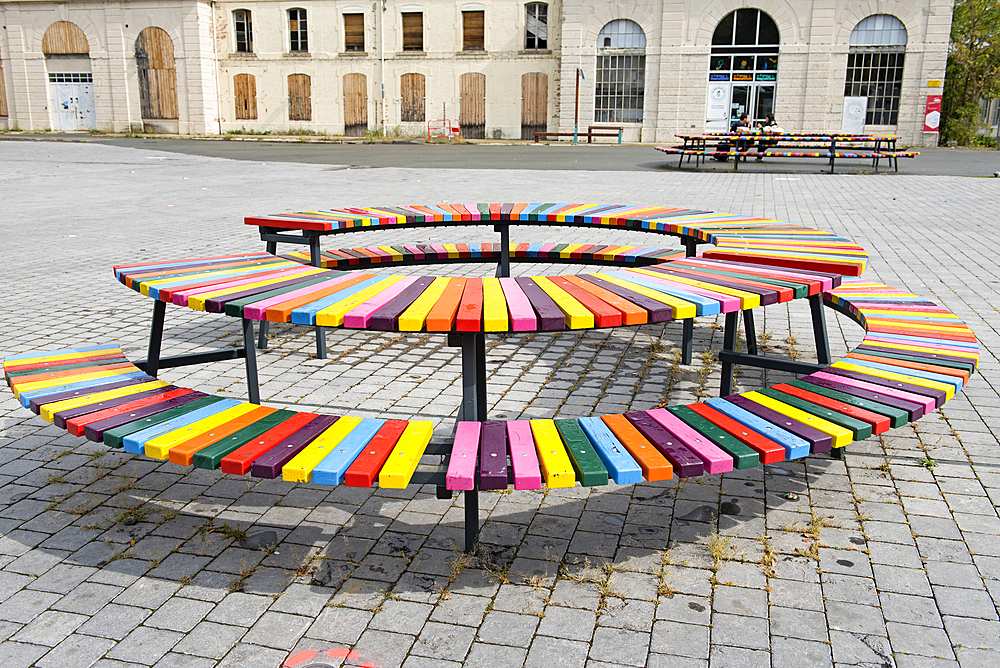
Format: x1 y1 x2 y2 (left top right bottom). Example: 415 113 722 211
404 245 426 260
646 408 734 474
864 335 976 353
430 244 448 258
538 243 557 256
446 422 481 490
680 258 837 292
498 277 537 332
810 371 936 413
343 276 418 328
461 203 483 221
170 266 315 306
621 270 739 311
507 421 542 490
242 274 357 320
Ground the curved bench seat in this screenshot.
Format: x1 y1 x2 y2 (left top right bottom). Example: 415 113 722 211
2 280 979 493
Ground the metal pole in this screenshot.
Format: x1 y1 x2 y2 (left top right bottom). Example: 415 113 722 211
380 0 386 132
308 232 327 360
681 237 697 364
242 317 261 405
809 294 832 366
146 300 166 378
720 311 738 396
495 224 510 278
574 68 580 144
459 332 487 552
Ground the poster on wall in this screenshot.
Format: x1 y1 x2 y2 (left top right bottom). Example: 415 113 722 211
706 84 730 128
924 95 942 132
842 97 867 133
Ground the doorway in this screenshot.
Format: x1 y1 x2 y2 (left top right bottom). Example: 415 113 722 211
48 72 95 131
520 72 547 140
459 72 485 139
728 83 774 125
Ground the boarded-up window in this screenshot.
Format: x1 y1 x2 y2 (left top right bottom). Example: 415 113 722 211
400 73 425 122
521 72 547 139
234 73 257 120
0 56 7 117
462 11 484 51
234 10 253 53
288 8 308 52
459 72 485 138
42 21 90 55
344 14 364 51
136 27 178 120
402 12 423 51
343 72 367 135
288 73 311 121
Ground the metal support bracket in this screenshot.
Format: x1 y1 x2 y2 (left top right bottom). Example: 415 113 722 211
495 223 510 278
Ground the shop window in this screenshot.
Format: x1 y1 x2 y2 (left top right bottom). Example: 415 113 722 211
845 14 907 125
595 20 645 123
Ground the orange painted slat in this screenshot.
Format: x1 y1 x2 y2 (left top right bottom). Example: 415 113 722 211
265 273 374 322
547 276 622 327
562 275 648 325
600 414 673 481
168 406 277 466
426 278 467 331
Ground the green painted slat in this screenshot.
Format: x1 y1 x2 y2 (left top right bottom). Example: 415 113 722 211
222 274 345 317
758 387 872 440
553 418 609 487
192 410 298 470
786 380 907 428
666 405 759 469
102 396 224 448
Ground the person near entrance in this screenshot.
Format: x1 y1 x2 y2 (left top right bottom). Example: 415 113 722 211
755 113 782 161
728 113 753 162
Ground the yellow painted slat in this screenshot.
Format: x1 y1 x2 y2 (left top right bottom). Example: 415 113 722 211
38 380 169 422
398 277 451 331
187 268 325 311
378 246 404 262
861 340 979 361
378 421 433 488
529 419 576 488
831 361 955 400
14 368 143 399
137 260 296 296
144 403 264 460
627 267 761 310
4 347 123 369
314 276 403 327
481 277 509 332
595 273 698 319
282 416 364 483
531 277 594 329
743 391 853 448
559 244 583 259
442 244 460 259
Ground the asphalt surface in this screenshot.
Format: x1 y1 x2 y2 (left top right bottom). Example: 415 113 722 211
4 133 1000 176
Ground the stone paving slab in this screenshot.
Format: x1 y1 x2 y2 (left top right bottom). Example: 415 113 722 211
0 141 998 667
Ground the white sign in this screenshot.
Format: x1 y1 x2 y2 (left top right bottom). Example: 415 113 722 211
842 97 867 134
706 84 730 132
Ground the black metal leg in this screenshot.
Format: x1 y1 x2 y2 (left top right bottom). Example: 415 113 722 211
457 332 487 552
720 311 738 396
495 224 510 278
831 447 844 460
315 326 327 359
464 490 479 552
809 294 832 365
146 300 166 378
266 240 277 255
242 318 260 405
257 321 269 350
743 310 758 355
307 233 328 360
681 319 694 365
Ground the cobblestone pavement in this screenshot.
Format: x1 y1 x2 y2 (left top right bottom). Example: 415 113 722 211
1 140 998 668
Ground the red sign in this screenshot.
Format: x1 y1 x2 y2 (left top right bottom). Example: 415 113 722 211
924 95 942 132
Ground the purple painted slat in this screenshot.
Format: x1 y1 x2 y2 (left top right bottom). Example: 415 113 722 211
699 258 843 290
83 392 209 442
203 274 324 313
514 277 564 330
343 276 417 328
479 421 508 490
810 370 936 413
370 277 437 331
53 385 180 428
646 408 733 474
579 275 673 322
500 203 514 216
647 266 779 305
250 415 339 479
624 411 704 477
416 244 438 260
854 345 975 368
800 375 925 420
446 422 480 491
507 421 542 490
404 245 425 260
29 377 153 413
823 367 946 407
726 395 832 453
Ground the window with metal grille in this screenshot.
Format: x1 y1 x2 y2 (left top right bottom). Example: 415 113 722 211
344 13 364 51
234 10 253 52
595 20 645 123
48 72 93 83
463 10 484 51
845 14 906 125
402 12 423 51
525 3 547 50
288 8 308 52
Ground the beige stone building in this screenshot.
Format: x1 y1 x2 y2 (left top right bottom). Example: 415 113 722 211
0 1 953 144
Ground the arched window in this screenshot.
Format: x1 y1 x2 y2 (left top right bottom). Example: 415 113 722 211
233 10 253 53
288 8 308 52
595 20 645 123
845 15 907 125
42 21 90 55
525 3 547 50
709 9 779 124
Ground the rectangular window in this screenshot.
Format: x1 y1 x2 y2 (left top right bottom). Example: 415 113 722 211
344 13 364 51
402 12 423 51
844 50 905 125
234 10 253 53
462 10 484 51
289 8 308 52
525 3 547 50
595 54 645 123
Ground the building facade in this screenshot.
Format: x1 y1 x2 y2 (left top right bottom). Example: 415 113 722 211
0 1 953 144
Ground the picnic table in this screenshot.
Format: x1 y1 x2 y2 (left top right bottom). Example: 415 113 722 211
3 203 978 552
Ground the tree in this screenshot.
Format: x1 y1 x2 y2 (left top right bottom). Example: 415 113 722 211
942 0 1000 144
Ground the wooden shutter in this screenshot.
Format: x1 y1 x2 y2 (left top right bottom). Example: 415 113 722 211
400 73 425 122
288 73 312 121
402 13 423 51
136 27 178 120
343 72 368 135
0 57 7 117
234 74 257 120
521 72 547 140
42 21 90 55
459 72 485 138
462 11 484 50
344 14 364 51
